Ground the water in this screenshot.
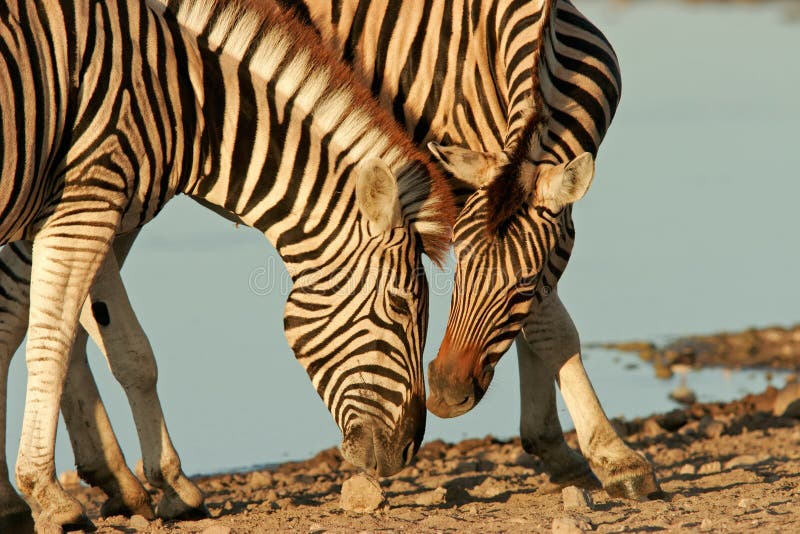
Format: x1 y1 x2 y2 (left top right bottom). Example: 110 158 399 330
5 1 800 477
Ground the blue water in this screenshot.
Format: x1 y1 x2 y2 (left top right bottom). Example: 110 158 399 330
5 1 800 477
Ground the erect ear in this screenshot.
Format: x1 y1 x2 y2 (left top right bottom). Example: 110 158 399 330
427 141 508 190
355 158 403 233
532 152 595 212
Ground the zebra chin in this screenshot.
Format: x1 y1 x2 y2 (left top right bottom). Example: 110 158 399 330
426 343 494 419
339 396 426 477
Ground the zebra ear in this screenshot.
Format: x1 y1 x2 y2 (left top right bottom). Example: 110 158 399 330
355 158 403 232
533 152 595 212
427 142 508 190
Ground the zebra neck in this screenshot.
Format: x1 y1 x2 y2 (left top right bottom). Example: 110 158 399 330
153 0 434 266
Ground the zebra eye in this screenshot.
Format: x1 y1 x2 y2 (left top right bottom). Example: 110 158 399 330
388 291 412 317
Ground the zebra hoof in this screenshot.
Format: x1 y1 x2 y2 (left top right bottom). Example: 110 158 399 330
602 461 664 501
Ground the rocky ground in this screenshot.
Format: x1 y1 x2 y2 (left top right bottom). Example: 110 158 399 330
50 323 800 532
57 383 800 533
595 323 800 379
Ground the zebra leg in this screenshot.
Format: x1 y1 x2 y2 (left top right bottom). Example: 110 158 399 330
522 290 662 500
16 214 122 530
0 243 35 532
60 326 155 519
516 334 600 492
78 248 207 521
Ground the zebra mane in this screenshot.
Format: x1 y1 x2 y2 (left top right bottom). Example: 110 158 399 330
161 0 455 263
485 0 556 236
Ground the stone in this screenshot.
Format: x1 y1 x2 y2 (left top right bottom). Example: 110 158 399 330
552 516 591 534
414 487 447 506
724 454 760 470
670 385 696 405
248 470 274 487
454 460 479 473
469 477 505 499
698 461 721 475
58 470 81 488
340 474 385 512
658 409 688 431
562 486 594 511
308 523 326 534
201 525 232 534
678 464 696 475
738 498 756 510
773 382 800 418
642 418 663 437
700 419 725 439
223 500 234 511
129 514 150 530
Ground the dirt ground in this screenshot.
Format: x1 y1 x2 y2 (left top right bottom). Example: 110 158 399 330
64 380 800 532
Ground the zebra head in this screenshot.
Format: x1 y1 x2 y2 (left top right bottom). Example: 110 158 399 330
425 144 595 418
284 158 453 476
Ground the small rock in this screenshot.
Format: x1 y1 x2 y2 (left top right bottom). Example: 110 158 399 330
562 485 594 511
308 522 325 534
738 498 756 510
773 382 800 418
414 486 447 506
700 419 725 439
698 461 721 475
264 489 279 502
201 525 232 534
248 470 273 487
58 470 81 488
469 477 505 499
552 515 591 534
642 418 663 437
670 385 696 405
700 518 714 531
658 409 688 431
129 514 150 531
340 474 385 512
454 460 479 473
679 464 696 475
724 454 759 470
223 500 234 511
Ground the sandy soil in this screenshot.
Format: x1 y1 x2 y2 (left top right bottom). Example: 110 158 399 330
61 378 800 533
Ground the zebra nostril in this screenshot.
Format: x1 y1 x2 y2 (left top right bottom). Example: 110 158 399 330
455 395 471 406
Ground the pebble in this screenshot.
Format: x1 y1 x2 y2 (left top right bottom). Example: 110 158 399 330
455 460 479 473
670 385 696 405
469 477 505 499
700 518 714 531
679 464 696 475
552 516 591 534
340 474 385 512
308 522 326 534
562 485 594 511
223 500 234 511
699 418 726 439
724 454 759 470
642 418 663 437
201 525 232 534
698 461 722 475
248 470 274 487
129 514 150 530
414 487 447 506
738 498 756 510
58 470 81 488
773 382 800 418
658 409 688 431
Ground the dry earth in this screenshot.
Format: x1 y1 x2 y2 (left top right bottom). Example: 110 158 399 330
54 380 800 533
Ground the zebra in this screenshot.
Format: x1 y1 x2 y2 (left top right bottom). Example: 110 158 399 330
0 0 456 529
0 0 659 522
277 0 661 499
